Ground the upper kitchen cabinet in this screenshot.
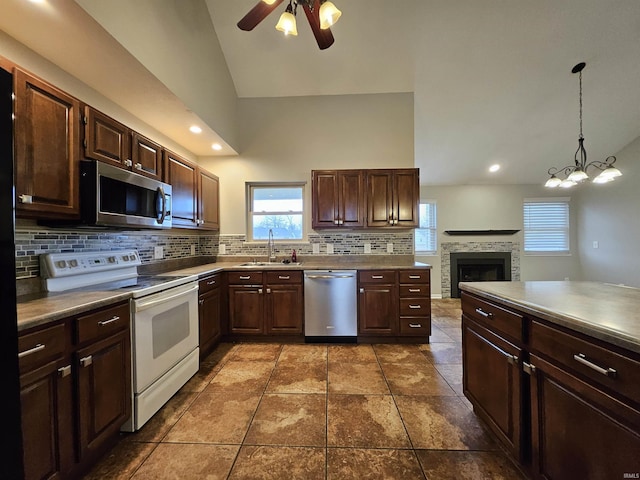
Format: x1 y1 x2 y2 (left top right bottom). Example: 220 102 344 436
84 106 162 181
312 170 365 229
366 169 419 228
164 151 220 230
14 68 80 219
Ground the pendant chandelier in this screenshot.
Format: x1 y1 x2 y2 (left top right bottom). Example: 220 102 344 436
544 62 622 188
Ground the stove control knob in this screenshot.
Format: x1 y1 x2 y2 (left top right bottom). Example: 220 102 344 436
108 256 116 263
55 260 67 269
69 260 78 268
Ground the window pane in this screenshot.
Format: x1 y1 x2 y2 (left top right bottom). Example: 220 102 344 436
252 214 303 240
248 183 305 241
252 187 303 213
523 200 570 252
415 202 437 253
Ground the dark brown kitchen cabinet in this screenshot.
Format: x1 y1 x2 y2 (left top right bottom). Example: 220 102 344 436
199 273 222 359
198 169 220 230
358 270 398 336
228 271 265 335
18 301 131 480
83 106 130 168
398 270 431 337
14 67 80 219
311 170 365 229
131 132 162 180
366 169 419 228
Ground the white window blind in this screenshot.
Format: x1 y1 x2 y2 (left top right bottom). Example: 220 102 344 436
415 201 437 253
523 198 570 253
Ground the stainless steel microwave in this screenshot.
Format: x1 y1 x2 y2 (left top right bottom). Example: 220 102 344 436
79 160 172 229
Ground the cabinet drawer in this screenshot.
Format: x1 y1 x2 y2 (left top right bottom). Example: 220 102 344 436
18 323 67 373
76 302 130 345
530 320 640 403
359 270 396 284
399 297 431 316
399 270 430 284
199 273 221 293
228 271 264 285
461 291 523 342
399 317 430 335
399 285 429 297
266 270 302 284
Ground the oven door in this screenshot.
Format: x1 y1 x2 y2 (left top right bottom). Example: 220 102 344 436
131 282 199 393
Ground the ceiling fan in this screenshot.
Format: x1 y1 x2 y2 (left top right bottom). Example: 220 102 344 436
237 0 342 50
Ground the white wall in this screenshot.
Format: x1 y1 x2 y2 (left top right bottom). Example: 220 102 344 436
416 184 583 296
200 93 415 235
576 135 640 287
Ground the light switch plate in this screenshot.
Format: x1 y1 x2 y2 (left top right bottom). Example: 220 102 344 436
326 244 334 254
154 246 164 259
364 242 371 254
312 243 320 254
190 244 196 255
387 243 393 253
219 244 226 254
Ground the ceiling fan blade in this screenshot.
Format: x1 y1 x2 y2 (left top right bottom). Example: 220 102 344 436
237 0 285 31
302 0 335 50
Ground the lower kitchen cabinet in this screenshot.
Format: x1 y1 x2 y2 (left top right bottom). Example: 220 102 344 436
199 273 222 358
18 301 131 480
265 271 303 335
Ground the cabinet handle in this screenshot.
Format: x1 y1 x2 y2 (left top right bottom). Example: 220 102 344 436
408 288 421 293
339 219 344 225
135 163 142 170
278 275 290 280
124 159 133 167
80 355 93 368
409 323 422 328
475 307 494 319
98 315 120 326
258 288 263 294
207 280 216 285
18 343 45 358
199 299 204 305
239 276 251 280
573 353 618 379
371 275 384 279
266 288 271 294
359 288 364 293
408 305 421 309
523 361 536 375
58 365 72 378
409 275 421 279
334 219 339 225
18 194 33 204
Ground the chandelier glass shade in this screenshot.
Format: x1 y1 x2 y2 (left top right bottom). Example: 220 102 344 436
544 62 622 188
272 0 341 38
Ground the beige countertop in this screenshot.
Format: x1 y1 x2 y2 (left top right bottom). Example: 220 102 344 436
17 259 431 332
459 281 640 354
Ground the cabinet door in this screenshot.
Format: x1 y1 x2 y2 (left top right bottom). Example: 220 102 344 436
199 169 220 230
84 106 130 168
312 170 364 228
338 170 365 228
76 330 131 461
14 68 80 218
164 151 198 228
312 170 339 228
228 285 264 334
358 285 397 335
366 170 394 227
266 284 303 334
529 353 640 480
463 316 522 460
20 360 74 480
131 132 162 180
199 287 222 358
393 169 419 227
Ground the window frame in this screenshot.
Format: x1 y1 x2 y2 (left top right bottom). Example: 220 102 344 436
523 197 571 255
415 200 438 254
246 181 306 242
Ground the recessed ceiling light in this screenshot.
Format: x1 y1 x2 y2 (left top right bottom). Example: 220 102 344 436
212 143 222 151
28 0 46 3
489 164 501 173
189 125 202 134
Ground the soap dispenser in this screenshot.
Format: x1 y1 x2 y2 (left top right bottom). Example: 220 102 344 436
291 249 297 263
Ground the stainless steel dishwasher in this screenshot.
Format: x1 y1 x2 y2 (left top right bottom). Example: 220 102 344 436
304 270 357 342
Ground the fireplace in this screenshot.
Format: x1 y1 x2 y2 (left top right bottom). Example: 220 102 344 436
450 252 511 298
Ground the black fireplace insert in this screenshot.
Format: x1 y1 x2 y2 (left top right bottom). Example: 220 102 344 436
450 252 511 298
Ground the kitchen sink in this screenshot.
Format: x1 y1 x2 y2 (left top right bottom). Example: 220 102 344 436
235 261 303 267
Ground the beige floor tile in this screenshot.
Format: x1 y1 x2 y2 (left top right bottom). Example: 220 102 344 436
207 360 274 392
430 325 455 342
420 342 463 364
328 362 390 394
83 441 157 480
416 450 526 479
164 389 261 444
434 363 464 396
328 448 425 480
327 394 411 448
277 344 327 363
266 362 327 393
230 343 282 361
131 444 239 480
244 394 326 447
395 395 496 450
201 342 240 366
381 362 457 396
228 446 325 480
439 326 463 343
373 343 430 365
328 344 377 363
180 360 223 392
431 316 463 329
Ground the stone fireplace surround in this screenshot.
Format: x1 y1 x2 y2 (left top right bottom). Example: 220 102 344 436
441 241 520 298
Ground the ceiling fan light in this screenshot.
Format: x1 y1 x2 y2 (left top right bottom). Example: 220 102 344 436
275 10 298 35
319 1 341 29
567 168 588 183
262 0 278 4
545 175 562 188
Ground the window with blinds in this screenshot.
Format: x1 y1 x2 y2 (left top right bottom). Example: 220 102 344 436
523 198 570 253
415 201 437 253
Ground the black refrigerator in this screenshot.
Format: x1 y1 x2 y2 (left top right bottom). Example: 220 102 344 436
1 67 24 478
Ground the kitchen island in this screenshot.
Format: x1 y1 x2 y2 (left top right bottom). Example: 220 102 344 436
459 280 640 480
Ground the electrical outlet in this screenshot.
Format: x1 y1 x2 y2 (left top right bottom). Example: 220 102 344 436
190 244 196 255
154 246 164 260
364 242 371 254
219 244 226 254
593 241 599 249
312 243 320 254
387 243 393 253
326 243 334 254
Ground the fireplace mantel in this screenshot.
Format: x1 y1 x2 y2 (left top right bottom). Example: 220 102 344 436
444 230 520 236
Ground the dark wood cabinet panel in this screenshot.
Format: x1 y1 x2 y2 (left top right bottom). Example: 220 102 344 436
199 274 222 359
14 68 80 219
266 283 303 334
358 284 397 335
312 170 364 228
84 106 130 168
228 286 264 334
365 170 394 227
199 169 220 230
366 169 419 228
131 132 162 180
393 169 420 226
164 151 198 228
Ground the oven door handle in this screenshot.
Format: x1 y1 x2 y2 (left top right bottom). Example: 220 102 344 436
134 283 199 312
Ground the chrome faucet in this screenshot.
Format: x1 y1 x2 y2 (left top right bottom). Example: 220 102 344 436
267 228 276 263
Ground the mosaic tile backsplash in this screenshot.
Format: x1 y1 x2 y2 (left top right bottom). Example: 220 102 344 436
15 224 414 280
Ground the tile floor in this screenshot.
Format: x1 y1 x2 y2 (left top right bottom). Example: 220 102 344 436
83 299 526 479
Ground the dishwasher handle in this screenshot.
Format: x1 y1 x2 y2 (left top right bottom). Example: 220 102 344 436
305 274 355 279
